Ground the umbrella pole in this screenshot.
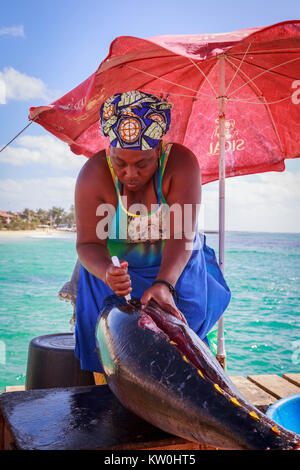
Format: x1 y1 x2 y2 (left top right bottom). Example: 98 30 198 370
216 54 226 370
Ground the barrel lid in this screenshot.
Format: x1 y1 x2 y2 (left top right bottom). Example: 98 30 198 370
30 333 75 351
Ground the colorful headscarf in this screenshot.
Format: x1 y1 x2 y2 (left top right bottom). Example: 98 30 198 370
100 90 172 150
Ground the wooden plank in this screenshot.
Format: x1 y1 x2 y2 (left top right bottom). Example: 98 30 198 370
5 386 25 393
282 373 300 388
247 374 300 399
229 376 276 412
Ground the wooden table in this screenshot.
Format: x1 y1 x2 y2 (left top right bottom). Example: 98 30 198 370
1 373 299 450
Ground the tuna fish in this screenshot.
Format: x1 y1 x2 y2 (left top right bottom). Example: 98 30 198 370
95 296 300 450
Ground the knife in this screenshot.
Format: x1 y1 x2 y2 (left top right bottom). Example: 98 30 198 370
111 255 131 302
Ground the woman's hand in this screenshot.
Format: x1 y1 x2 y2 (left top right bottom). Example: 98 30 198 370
140 283 187 324
105 260 132 297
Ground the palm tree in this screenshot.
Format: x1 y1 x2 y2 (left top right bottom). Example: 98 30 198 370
36 208 49 225
61 204 75 226
23 208 34 223
49 207 66 226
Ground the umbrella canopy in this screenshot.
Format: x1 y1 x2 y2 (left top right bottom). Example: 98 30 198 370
29 20 300 367
29 20 300 185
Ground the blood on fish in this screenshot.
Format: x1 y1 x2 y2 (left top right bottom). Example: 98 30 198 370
140 304 208 380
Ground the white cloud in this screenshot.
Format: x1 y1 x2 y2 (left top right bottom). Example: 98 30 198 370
0 26 25 37
0 177 77 211
200 171 300 233
0 134 87 171
0 67 58 103
0 79 5 104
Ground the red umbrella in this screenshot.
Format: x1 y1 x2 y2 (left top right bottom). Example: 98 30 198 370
29 20 300 366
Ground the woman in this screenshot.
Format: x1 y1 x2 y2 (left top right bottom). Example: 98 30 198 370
74 90 231 385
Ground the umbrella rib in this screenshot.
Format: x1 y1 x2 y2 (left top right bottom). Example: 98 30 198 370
229 55 300 82
260 96 285 156
187 58 218 97
225 43 251 95
106 58 204 101
181 64 218 145
127 60 207 100
97 51 191 75
227 95 295 105
225 56 299 105
229 48 300 55
126 64 216 100
225 55 262 97
141 89 198 99
143 61 218 101
224 57 284 157
226 55 300 98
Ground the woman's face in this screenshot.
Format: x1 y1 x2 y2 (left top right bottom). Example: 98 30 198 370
110 143 161 191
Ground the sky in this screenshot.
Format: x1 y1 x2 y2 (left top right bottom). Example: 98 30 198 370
0 0 300 232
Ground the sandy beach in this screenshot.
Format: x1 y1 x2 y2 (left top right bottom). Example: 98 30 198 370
0 229 76 239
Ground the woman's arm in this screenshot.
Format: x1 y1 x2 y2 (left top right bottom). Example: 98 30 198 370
75 152 132 296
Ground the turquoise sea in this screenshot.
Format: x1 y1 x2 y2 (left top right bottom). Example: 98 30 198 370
0 231 299 392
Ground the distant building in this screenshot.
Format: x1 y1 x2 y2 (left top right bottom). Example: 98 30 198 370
57 224 77 232
0 211 15 223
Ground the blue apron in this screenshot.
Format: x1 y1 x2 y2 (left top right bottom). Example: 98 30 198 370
75 232 231 373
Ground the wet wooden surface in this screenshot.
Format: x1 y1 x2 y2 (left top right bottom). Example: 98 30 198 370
282 373 300 388
1 373 299 450
229 376 277 412
247 374 300 400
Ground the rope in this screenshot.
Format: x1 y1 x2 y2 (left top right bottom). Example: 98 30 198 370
0 120 34 153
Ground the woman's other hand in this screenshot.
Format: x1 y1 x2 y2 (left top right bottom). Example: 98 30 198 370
105 260 132 297
140 283 187 324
